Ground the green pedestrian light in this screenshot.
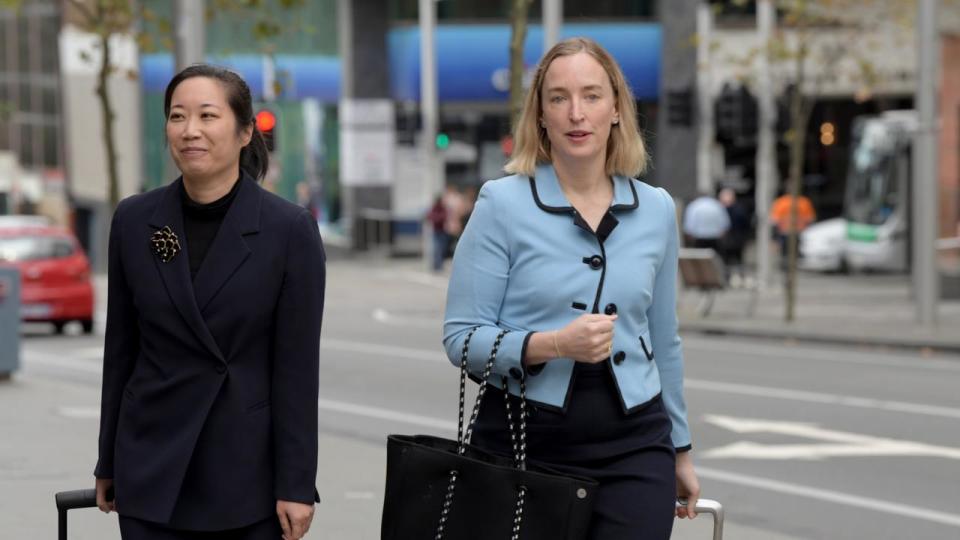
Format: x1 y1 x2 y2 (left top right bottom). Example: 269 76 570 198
436 133 450 149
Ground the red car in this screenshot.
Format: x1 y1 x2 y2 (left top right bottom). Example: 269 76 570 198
0 224 95 334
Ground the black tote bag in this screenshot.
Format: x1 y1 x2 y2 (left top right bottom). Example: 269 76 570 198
381 329 598 540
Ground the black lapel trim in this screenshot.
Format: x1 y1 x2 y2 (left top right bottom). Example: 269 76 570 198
486 365 578 415
623 391 664 415
610 179 640 211
528 176 573 213
529 175 640 215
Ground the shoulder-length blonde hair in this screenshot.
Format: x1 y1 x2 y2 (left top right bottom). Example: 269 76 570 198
504 37 649 178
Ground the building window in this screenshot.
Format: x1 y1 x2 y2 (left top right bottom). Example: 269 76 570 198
42 123 58 167
19 123 34 165
40 17 59 74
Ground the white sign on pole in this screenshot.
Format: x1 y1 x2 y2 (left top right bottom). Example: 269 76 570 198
339 99 396 187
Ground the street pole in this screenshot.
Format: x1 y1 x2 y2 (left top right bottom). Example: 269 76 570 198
696 2 714 195
543 0 562 53
755 0 776 289
913 0 939 325
335 0 355 238
419 0 440 269
173 0 205 72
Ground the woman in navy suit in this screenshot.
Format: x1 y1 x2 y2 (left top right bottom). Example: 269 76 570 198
443 38 700 539
94 65 325 540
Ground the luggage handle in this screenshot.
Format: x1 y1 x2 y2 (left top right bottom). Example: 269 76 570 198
56 489 97 511
55 489 98 540
676 498 724 540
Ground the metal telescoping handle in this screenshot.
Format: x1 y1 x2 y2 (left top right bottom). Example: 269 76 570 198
676 498 724 540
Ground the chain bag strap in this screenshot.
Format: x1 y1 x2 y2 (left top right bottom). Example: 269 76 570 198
436 328 509 540
502 369 529 540
382 331 599 540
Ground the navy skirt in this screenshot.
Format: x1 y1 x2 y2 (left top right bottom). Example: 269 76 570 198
471 363 677 540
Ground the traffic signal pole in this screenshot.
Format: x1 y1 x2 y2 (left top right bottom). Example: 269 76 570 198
419 0 441 269
755 0 776 290
543 0 562 52
174 0 205 71
913 0 939 325
696 3 714 195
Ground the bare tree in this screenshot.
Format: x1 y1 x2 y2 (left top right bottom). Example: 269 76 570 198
774 0 912 321
60 0 308 211
718 0 914 320
66 0 133 211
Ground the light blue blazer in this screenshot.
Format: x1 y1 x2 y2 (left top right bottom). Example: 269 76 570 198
443 164 691 450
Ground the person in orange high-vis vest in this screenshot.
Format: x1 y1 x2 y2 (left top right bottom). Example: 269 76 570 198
770 192 816 269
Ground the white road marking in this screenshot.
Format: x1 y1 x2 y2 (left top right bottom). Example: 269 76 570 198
319 398 960 528
371 308 441 329
697 466 960 528
322 338 445 363
686 379 960 420
702 415 960 460
76 347 106 360
377 270 448 289
28 350 960 530
57 406 100 419
24 351 102 374
26 342 960 421
683 337 960 372
317 398 456 433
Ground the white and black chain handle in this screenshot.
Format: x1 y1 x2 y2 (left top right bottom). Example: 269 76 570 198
436 328 530 540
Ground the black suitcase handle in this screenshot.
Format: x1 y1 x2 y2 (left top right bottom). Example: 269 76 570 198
56 489 97 511
55 489 100 540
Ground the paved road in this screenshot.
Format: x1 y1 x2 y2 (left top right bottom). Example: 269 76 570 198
4 259 959 539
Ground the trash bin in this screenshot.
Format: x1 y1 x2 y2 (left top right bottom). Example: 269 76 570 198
0 267 20 378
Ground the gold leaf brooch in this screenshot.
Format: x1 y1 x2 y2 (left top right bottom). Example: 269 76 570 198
151 226 181 263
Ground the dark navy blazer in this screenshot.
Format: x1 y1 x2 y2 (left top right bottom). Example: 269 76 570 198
95 174 325 530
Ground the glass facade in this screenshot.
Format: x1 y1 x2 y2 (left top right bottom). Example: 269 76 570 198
140 0 339 56
0 0 63 169
140 0 341 211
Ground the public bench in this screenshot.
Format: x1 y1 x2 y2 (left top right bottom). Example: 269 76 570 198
678 247 756 317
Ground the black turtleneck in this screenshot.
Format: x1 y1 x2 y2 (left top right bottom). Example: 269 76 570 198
182 178 242 281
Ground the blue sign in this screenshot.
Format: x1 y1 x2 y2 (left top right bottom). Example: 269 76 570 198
140 54 339 102
389 23 661 102
140 23 660 103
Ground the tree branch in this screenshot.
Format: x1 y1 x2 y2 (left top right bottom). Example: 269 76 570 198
67 0 98 27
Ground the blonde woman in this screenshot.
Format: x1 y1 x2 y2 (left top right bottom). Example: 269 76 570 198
443 37 700 539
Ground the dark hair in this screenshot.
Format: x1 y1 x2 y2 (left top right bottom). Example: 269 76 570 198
163 64 269 182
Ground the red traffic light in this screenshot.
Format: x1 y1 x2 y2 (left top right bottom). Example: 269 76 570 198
256 110 277 132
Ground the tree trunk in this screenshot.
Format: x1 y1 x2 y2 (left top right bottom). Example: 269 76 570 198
785 40 811 323
508 0 532 130
96 30 120 211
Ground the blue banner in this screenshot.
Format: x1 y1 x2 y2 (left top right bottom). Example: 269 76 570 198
140 23 660 103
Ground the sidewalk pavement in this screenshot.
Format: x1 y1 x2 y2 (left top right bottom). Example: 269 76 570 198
677 270 960 353
91 250 960 354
